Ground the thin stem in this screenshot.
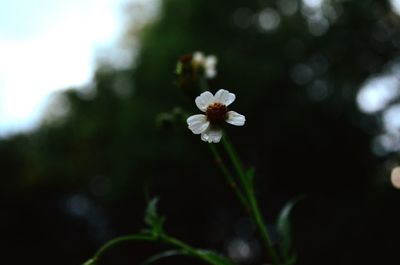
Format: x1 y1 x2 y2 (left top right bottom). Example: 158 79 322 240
248 193 281 265
221 134 281 265
93 234 154 261
89 233 226 265
208 143 249 211
220 136 245 182
161 235 221 265
199 76 210 92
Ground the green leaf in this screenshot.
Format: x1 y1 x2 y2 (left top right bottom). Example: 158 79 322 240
197 250 236 265
276 195 304 260
141 250 189 265
82 258 97 265
282 254 297 265
141 248 235 265
246 167 255 182
144 197 165 237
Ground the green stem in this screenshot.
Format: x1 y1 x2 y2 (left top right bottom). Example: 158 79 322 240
208 143 249 211
199 76 208 92
161 235 220 265
221 135 281 265
92 234 154 261
248 193 281 265
89 233 226 265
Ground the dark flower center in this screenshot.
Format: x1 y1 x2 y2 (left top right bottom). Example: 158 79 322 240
206 103 228 124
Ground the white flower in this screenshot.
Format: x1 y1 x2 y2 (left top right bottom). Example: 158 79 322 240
187 89 246 143
192 51 218 78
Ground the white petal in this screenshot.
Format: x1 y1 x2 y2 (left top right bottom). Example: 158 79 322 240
226 111 246 126
201 128 223 143
193 51 204 64
205 55 217 68
214 89 236 106
205 68 217 79
195 91 214 111
187 114 209 134
205 55 217 78
200 132 210 142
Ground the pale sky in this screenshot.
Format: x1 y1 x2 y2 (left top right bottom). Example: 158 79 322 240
1 0 399 138
0 0 131 137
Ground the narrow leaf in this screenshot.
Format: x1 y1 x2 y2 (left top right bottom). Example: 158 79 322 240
282 254 297 265
82 258 96 265
197 250 236 265
277 195 304 259
246 167 255 183
141 250 189 265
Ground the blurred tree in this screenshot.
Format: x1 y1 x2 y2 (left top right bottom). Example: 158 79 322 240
1 0 400 264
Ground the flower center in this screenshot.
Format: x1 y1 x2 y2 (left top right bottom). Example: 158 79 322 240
206 102 228 124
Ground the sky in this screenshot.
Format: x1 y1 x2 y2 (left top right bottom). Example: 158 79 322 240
0 0 131 137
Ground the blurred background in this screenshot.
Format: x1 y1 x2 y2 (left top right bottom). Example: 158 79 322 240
1 0 400 264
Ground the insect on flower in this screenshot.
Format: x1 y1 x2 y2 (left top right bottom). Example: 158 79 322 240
187 89 246 143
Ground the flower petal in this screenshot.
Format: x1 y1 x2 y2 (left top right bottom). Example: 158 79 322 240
187 114 209 134
205 68 217 79
226 111 246 126
205 55 217 68
193 51 204 64
201 128 223 143
195 91 214 111
214 89 236 106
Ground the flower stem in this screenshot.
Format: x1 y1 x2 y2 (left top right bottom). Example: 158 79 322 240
221 134 281 265
208 143 250 212
92 234 154 262
89 233 226 265
160 235 222 265
199 76 208 92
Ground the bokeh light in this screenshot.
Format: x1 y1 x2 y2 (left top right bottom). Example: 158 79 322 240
391 166 400 188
